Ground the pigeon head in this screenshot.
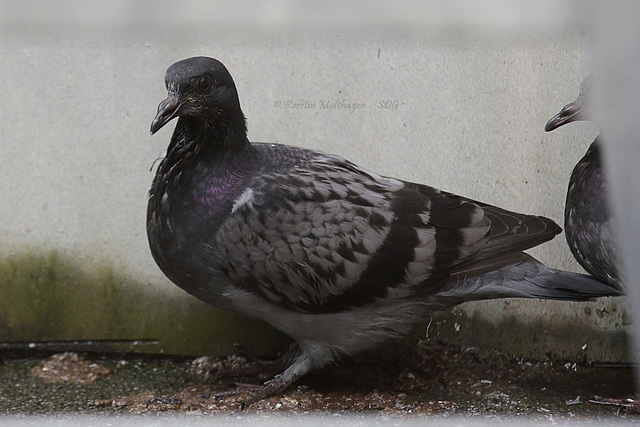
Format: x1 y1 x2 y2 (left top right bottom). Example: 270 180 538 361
150 57 245 135
545 75 592 132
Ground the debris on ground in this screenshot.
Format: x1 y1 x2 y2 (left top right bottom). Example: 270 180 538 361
30 352 111 384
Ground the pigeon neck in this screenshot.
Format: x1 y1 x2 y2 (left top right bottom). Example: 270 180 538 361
151 114 255 204
170 114 250 155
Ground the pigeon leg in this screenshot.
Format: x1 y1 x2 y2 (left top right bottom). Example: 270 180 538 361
201 347 312 408
213 343 299 379
237 344 324 407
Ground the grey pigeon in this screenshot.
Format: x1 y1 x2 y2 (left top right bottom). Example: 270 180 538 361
545 76 622 290
147 57 621 407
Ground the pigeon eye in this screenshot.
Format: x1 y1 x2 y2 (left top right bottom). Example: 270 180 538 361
198 77 213 93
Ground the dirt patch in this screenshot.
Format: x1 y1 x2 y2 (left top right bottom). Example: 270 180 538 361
30 352 111 384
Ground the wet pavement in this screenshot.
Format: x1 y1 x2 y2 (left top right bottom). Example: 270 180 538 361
0 339 637 423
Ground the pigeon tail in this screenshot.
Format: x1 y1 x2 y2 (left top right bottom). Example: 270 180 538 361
435 253 623 307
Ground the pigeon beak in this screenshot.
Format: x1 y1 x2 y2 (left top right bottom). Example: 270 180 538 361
544 96 586 132
150 95 183 135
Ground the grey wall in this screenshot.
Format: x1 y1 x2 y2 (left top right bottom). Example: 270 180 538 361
0 17 632 360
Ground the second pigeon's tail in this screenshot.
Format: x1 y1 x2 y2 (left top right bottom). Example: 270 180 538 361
434 253 623 307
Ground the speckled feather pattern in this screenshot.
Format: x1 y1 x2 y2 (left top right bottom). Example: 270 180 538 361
216 144 486 312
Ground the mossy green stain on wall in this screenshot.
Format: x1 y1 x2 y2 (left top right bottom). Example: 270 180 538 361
0 250 289 356
0 250 631 363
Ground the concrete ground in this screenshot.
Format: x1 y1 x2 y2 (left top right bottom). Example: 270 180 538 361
0 339 637 423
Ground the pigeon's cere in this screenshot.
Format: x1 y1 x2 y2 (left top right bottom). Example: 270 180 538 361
545 76 621 290
147 57 622 407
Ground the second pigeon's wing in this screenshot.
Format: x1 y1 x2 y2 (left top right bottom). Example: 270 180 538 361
214 144 559 313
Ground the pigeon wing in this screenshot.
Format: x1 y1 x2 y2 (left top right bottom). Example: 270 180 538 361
214 145 558 313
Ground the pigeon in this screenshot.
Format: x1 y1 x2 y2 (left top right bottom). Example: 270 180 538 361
545 76 622 290
147 57 621 407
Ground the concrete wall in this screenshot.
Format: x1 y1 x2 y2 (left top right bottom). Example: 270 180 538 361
0 11 633 360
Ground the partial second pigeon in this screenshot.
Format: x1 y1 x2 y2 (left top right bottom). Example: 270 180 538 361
545 76 622 290
147 57 621 407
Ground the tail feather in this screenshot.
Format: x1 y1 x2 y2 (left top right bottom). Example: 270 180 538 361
434 253 623 307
